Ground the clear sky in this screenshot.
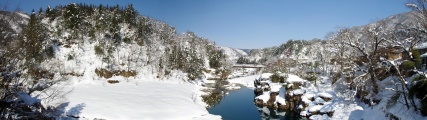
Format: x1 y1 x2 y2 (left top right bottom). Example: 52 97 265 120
1 0 411 49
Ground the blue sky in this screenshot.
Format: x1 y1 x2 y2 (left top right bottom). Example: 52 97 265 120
1 0 410 49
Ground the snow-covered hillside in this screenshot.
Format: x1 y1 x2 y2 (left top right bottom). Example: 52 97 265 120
1 3 427 120
219 46 248 62
0 4 229 119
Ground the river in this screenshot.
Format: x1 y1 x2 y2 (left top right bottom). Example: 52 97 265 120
207 86 300 120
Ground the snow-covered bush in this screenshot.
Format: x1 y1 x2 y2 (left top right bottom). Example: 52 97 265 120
270 72 287 83
304 73 318 82
94 45 104 56
412 49 422 69
409 76 427 115
401 61 415 71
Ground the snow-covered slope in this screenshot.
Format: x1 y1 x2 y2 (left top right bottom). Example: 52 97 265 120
63 80 220 120
0 11 28 33
0 5 228 119
219 46 248 61
0 11 28 45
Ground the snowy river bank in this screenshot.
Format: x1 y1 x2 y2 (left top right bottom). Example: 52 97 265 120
63 80 221 120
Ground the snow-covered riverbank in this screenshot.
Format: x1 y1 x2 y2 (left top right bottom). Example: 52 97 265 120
62 80 221 120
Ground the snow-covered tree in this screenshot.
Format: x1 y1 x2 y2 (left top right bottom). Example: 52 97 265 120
333 22 392 100
19 10 48 69
0 10 66 119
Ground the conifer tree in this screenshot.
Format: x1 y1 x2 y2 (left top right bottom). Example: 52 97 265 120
20 10 47 70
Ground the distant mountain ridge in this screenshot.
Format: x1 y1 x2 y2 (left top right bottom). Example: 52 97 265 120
219 46 248 62
242 11 425 65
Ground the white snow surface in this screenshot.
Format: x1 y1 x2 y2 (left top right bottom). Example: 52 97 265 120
286 74 305 83
292 89 305 95
415 42 427 49
254 92 287 106
309 105 323 112
318 92 333 98
270 85 281 92
314 97 326 105
300 111 310 117
255 91 271 103
228 75 258 88
275 97 286 105
309 114 331 120
260 73 273 79
64 81 220 120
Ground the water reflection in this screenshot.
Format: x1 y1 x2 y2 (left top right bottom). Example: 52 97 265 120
207 87 261 120
202 80 229 109
203 82 302 120
257 107 303 120
202 91 224 109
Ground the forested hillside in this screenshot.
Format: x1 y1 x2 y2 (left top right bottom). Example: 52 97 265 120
243 10 427 118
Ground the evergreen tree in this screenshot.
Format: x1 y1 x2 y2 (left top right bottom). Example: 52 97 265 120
412 49 422 69
64 3 82 39
186 49 203 80
123 4 137 25
19 10 47 69
209 49 223 68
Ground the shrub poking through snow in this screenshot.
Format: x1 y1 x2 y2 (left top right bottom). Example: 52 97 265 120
107 80 120 84
95 68 113 78
409 77 427 116
116 70 137 77
94 45 104 55
386 92 400 109
29 68 55 80
95 69 137 79
270 72 287 83
412 49 422 69
400 60 415 71
304 73 317 82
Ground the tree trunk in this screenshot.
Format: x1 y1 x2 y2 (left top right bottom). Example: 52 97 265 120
369 67 379 94
393 64 415 110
